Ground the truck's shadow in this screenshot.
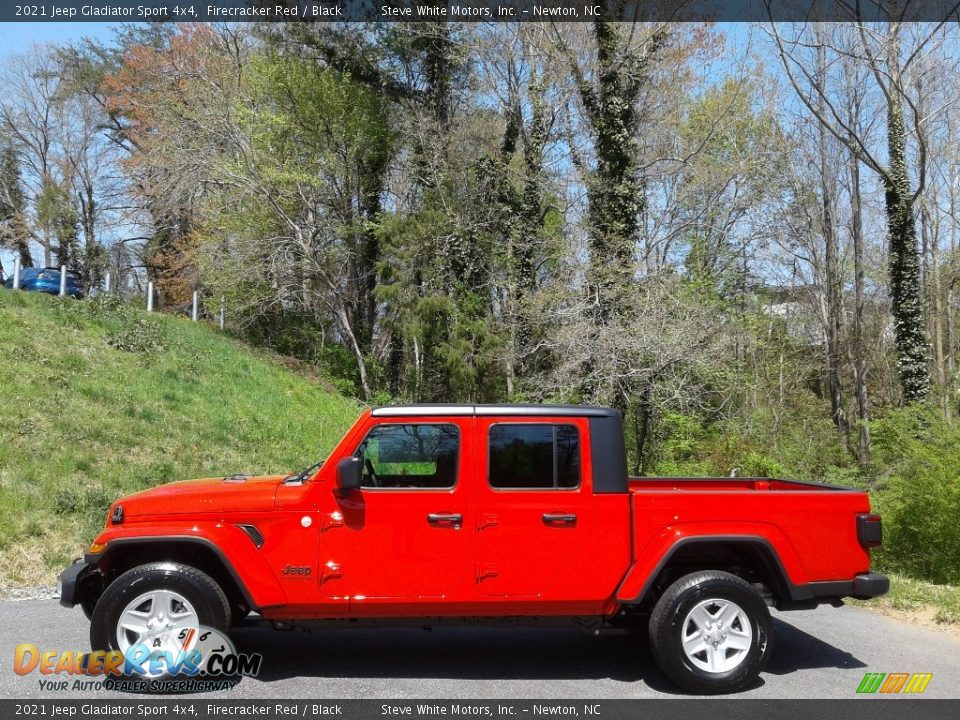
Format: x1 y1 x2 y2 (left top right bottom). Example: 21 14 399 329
765 617 867 674
231 625 648 685
227 614 864 693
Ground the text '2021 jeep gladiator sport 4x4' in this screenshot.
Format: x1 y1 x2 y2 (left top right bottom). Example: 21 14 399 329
59 405 888 693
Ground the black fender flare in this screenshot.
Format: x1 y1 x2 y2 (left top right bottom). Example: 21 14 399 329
89 536 260 612
620 534 802 606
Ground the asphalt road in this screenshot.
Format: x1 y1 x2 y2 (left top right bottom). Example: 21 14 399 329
0 599 957 699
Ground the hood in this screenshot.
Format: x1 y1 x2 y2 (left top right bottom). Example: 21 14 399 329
117 474 286 518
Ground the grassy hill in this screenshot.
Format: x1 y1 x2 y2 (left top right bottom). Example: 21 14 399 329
0 289 361 588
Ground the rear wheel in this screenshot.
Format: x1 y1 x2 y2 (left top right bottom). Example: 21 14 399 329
649 570 772 694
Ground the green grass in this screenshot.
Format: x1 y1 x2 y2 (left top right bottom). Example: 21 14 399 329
851 572 960 626
0 289 361 587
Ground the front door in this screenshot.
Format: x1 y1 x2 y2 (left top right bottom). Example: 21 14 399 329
474 417 591 596
319 418 472 600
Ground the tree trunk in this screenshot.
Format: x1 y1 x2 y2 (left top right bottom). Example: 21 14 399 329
814 56 849 440
79 183 102 288
14 236 33 267
387 330 405 397
944 158 960 402
948 162 958 412
512 57 547 380
582 19 656 321
632 380 655 476
922 203 946 390
915 80 946 413
884 26 930 404
848 152 872 461
335 302 372 402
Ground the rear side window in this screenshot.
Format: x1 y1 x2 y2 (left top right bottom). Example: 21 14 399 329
489 424 580 489
355 423 459 489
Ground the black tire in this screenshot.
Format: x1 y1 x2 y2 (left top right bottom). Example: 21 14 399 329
80 593 97 621
648 570 772 694
90 562 231 659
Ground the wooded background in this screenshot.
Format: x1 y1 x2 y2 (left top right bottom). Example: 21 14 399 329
2 17 960 584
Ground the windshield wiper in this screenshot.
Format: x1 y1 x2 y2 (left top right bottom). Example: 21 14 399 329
285 460 324 484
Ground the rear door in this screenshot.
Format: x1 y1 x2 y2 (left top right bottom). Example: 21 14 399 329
474 417 592 596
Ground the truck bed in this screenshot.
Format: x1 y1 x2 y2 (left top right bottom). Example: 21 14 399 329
619 476 874 601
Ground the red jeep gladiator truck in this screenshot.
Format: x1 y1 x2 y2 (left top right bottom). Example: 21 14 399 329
59 404 888 693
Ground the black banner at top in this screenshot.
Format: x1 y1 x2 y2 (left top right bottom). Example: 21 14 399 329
3 0 960 23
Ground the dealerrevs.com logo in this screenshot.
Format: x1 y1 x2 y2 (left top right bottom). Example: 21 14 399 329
13 626 262 693
856 672 934 695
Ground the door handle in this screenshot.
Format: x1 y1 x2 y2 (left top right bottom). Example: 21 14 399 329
542 513 577 525
427 513 463 529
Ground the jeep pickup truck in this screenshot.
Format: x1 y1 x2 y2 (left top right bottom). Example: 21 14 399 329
59 404 888 693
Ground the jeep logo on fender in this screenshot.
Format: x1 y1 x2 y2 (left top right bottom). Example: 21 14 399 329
280 565 312 577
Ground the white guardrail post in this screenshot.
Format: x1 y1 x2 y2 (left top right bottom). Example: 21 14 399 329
104 272 111 294
219 296 225 330
147 281 154 312
12 258 20 289
192 290 199 321
59 265 67 297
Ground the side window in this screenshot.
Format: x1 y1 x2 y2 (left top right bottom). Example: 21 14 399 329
355 424 459 489
489 424 580 490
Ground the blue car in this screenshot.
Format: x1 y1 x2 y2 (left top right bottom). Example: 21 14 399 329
3 267 84 299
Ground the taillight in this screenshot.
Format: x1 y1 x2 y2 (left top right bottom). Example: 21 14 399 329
857 513 882 548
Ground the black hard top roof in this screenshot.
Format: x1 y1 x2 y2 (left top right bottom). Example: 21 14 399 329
370 404 619 418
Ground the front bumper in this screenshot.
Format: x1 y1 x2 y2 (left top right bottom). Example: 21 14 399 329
57 557 96 608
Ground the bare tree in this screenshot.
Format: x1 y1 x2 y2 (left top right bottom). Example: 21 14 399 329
767 17 957 404
0 49 65 267
0 144 33 267
538 271 735 473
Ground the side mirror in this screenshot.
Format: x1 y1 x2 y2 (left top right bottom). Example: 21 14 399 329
335 456 362 496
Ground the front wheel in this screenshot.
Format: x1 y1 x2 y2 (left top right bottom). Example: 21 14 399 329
648 570 772 694
90 562 231 676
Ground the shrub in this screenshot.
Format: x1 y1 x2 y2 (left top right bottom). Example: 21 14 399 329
869 406 960 585
51 292 168 354
105 316 168 354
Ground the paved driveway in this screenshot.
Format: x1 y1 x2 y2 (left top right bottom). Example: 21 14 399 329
0 599 956 698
